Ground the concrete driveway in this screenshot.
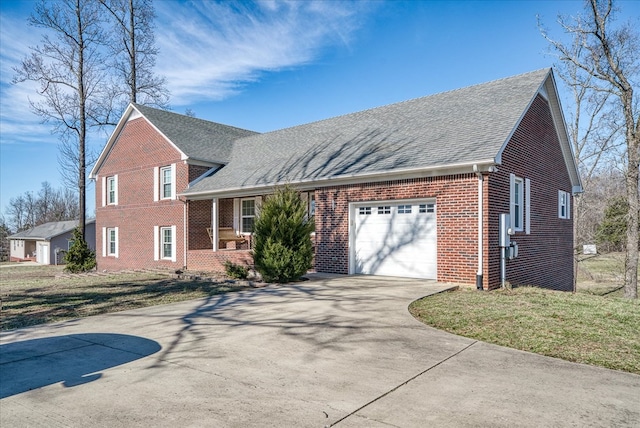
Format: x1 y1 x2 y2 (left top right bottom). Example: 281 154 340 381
1 274 638 427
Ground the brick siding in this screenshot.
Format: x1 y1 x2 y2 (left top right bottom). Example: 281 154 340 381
314 175 479 285
486 95 574 290
95 117 189 271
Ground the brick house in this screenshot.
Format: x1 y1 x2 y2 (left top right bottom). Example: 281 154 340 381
90 68 581 290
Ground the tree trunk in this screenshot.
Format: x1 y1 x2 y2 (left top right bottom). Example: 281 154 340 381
76 0 87 240
624 128 639 299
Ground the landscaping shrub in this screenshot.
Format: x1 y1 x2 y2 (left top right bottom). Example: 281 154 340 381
64 227 96 273
252 185 315 283
224 260 249 279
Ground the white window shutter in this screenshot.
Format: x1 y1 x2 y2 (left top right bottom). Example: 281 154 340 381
114 227 119 258
101 177 106 207
153 226 159 261
525 178 531 235
567 193 571 219
509 173 516 231
102 227 106 257
171 225 177 262
114 174 119 205
255 195 262 216
153 167 159 201
170 163 177 200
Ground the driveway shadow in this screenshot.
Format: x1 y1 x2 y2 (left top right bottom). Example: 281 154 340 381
0 333 161 398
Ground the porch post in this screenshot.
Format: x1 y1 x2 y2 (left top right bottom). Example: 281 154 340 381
212 198 219 252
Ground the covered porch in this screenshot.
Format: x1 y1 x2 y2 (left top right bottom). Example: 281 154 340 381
186 197 258 272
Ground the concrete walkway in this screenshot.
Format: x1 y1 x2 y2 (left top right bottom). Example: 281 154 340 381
1 274 638 427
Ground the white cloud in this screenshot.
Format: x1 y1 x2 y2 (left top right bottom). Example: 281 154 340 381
155 0 373 105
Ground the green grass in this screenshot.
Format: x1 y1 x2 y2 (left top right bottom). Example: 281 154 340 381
576 252 627 296
0 265 248 331
410 287 640 374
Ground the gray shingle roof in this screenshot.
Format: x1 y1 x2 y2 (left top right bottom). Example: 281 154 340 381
133 104 258 164
9 219 95 240
184 69 552 196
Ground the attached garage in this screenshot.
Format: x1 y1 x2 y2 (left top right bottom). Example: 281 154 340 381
349 200 437 279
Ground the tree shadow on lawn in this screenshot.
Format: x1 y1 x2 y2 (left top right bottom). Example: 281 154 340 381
1 278 248 331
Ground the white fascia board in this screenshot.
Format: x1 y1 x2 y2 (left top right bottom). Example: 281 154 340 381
494 70 583 193
545 71 583 193
89 104 189 179
89 103 136 180
180 159 496 200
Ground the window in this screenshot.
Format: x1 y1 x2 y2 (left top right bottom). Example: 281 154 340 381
558 190 570 219
102 175 117 206
154 164 176 201
107 176 116 204
377 206 391 215
419 204 435 213
398 205 412 214
161 166 172 199
161 227 172 259
359 206 372 215
154 225 176 261
241 199 255 233
510 174 524 231
103 227 118 257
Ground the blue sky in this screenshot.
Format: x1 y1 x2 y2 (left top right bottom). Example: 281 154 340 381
1 0 638 225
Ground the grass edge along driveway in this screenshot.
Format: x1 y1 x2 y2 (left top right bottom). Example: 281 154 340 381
409 286 640 375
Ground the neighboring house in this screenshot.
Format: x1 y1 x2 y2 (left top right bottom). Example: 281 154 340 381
8 220 96 265
90 68 581 290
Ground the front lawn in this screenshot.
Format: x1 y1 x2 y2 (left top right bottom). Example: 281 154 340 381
410 287 640 374
0 265 249 331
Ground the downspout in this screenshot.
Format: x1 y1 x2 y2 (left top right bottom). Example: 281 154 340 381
474 164 483 290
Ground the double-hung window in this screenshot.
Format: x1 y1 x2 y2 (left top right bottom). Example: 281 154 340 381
510 174 524 232
154 164 176 201
154 225 176 261
241 199 255 233
161 166 172 199
102 227 118 257
161 227 172 259
102 175 117 206
107 176 116 204
558 190 570 219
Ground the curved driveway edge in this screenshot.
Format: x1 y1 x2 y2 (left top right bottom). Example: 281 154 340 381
1 274 639 427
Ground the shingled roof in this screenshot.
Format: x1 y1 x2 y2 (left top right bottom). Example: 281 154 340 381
184 68 571 197
132 104 258 164
9 219 95 241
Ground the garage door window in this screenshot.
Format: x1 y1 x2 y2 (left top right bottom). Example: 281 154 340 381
419 203 435 213
377 206 391 214
359 207 372 215
398 205 412 214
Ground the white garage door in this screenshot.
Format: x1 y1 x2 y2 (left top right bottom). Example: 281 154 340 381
351 200 437 279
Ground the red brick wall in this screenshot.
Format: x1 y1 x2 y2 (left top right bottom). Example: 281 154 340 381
314 175 480 284
187 249 253 273
487 95 574 290
188 199 212 251
95 117 187 271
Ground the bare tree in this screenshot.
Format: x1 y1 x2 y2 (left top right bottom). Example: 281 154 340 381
541 0 639 299
13 0 113 240
4 183 79 233
100 0 169 108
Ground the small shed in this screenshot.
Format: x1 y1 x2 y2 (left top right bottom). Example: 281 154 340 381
8 220 96 265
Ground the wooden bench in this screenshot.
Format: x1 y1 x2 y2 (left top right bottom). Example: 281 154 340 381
208 227 247 249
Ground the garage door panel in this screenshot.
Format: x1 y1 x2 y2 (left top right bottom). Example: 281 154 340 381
353 201 437 279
